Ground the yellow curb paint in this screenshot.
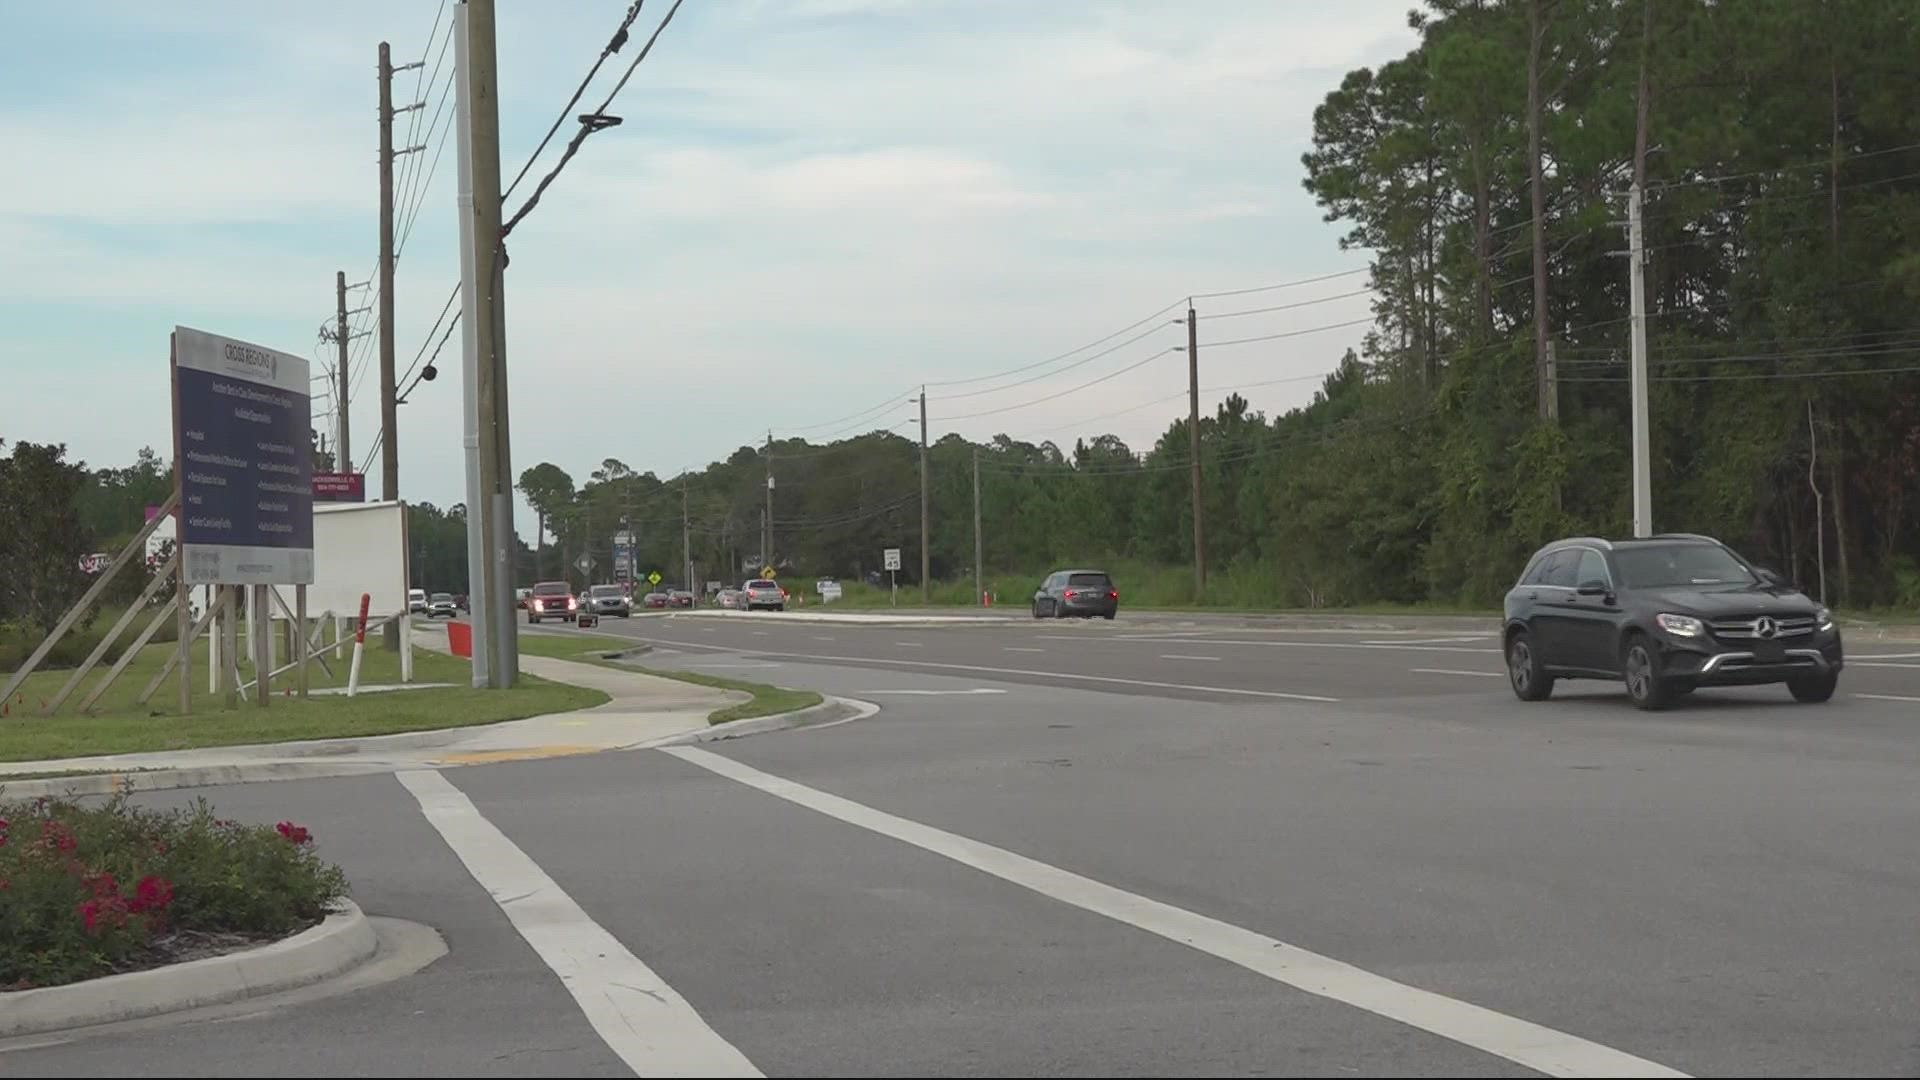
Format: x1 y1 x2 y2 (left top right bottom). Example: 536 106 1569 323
432 745 603 766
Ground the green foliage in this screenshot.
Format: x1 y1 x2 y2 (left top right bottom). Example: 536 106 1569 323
0 442 95 633
0 795 348 989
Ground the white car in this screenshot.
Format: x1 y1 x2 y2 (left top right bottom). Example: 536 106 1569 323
408 588 428 614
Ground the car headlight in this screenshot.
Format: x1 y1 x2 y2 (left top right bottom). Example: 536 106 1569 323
1817 606 1834 631
1656 613 1705 638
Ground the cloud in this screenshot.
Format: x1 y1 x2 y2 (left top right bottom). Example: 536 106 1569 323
1 0 1419 512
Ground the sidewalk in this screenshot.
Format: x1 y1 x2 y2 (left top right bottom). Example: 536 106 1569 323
0 652 737 796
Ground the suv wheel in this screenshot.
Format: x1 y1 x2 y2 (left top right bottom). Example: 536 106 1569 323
1506 629 1554 701
1787 671 1839 703
1622 633 1675 710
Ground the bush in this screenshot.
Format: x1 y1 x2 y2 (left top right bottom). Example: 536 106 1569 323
0 613 180 673
0 795 349 989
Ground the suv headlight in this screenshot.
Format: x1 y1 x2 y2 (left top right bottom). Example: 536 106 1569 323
1656 613 1705 638
1817 606 1834 631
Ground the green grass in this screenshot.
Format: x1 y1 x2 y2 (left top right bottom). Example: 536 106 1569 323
514 629 823 725
0 628 607 762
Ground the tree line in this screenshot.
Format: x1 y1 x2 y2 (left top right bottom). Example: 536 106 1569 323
521 0 1920 610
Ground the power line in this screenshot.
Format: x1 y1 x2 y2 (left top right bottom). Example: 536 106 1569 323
1646 141 1920 194
932 346 1182 422
502 0 686 239
923 298 1184 389
505 1 651 200
1562 364 1920 384
1189 267 1371 300
776 389 918 436
1197 288 1374 320
933 322 1177 402
1198 316 1375 349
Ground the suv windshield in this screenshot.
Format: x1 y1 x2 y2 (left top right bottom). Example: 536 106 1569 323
745 580 779 590
1067 573 1111 588
1613 543 1757 589
532 582 570 596
590 585 623 597
431 593 451 602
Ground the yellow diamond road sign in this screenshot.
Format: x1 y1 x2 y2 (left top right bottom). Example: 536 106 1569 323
760 566 777 580
647 571 662 586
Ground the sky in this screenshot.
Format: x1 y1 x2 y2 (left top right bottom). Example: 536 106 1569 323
0 0 1420 518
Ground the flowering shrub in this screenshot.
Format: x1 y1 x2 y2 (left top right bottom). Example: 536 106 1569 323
0 795 348 989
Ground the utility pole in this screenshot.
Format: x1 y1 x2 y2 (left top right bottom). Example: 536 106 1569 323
455 0 515 687
918 386 930 603
763 432 773 574
334 271 352 471
972 445 983 606
681 482 691 598
378 43 424 503
1187 303 1205 598
1628 181 1652 537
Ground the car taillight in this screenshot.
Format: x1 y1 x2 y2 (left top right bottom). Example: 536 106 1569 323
780 588 789 599
1108 590 1118 600
1064 589 1076 599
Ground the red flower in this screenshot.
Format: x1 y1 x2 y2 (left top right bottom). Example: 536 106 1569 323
275 821 312 845
129 876 173 913
0 816 10 846
39 820 77 853
76 899 105 935
84 871 118 898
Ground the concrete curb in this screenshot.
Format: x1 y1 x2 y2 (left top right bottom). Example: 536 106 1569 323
0 900 378 1038
654 695 879 746
0 762 393 801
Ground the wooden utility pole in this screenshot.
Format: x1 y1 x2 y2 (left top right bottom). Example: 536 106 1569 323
334 271 352 470
1187 303 1205 598
918 386 930 602
763 432 773 573
1526 0 1556 422
455 0 514 686
972 446 983 606
378 42 424 500
682 482 691 596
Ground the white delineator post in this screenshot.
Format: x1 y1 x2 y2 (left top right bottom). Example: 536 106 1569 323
348 592 371 698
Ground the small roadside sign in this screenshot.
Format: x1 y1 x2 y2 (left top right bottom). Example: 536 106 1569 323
761 566 777 580
883 548 902 571
575 553 595 575
647 570 662 586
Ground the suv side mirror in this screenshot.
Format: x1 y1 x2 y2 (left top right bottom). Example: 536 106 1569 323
1576 579 1610 596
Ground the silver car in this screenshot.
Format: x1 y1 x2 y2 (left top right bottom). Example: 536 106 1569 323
584 584 632 618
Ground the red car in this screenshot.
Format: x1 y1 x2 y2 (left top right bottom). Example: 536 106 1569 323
642 591 669 609
525 581 578 624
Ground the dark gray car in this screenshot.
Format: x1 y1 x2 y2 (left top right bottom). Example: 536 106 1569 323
1032 570 1118 620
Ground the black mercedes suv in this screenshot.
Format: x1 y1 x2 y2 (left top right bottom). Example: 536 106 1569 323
1503 534 1842 710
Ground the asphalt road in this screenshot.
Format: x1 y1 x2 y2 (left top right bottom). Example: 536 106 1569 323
8 611 1919 1076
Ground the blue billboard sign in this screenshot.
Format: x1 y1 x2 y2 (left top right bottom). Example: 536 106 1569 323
171 326 314 585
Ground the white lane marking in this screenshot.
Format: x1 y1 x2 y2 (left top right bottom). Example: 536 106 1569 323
686 662 782 670
701 627 716 633
1413 668 1505 678
812 635 837 641
1003 646 1045 653
895 641 924 648
861 688 1008 696
396 770 760 1078
1159 654 1221 662
1037 634 1487 655
751 630 768 636
1855 693 1920 703
1364 636 1490 645
632 637 1337 702
662 748 1686 1079
1853 661 1920 669
1851 652 1920 659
